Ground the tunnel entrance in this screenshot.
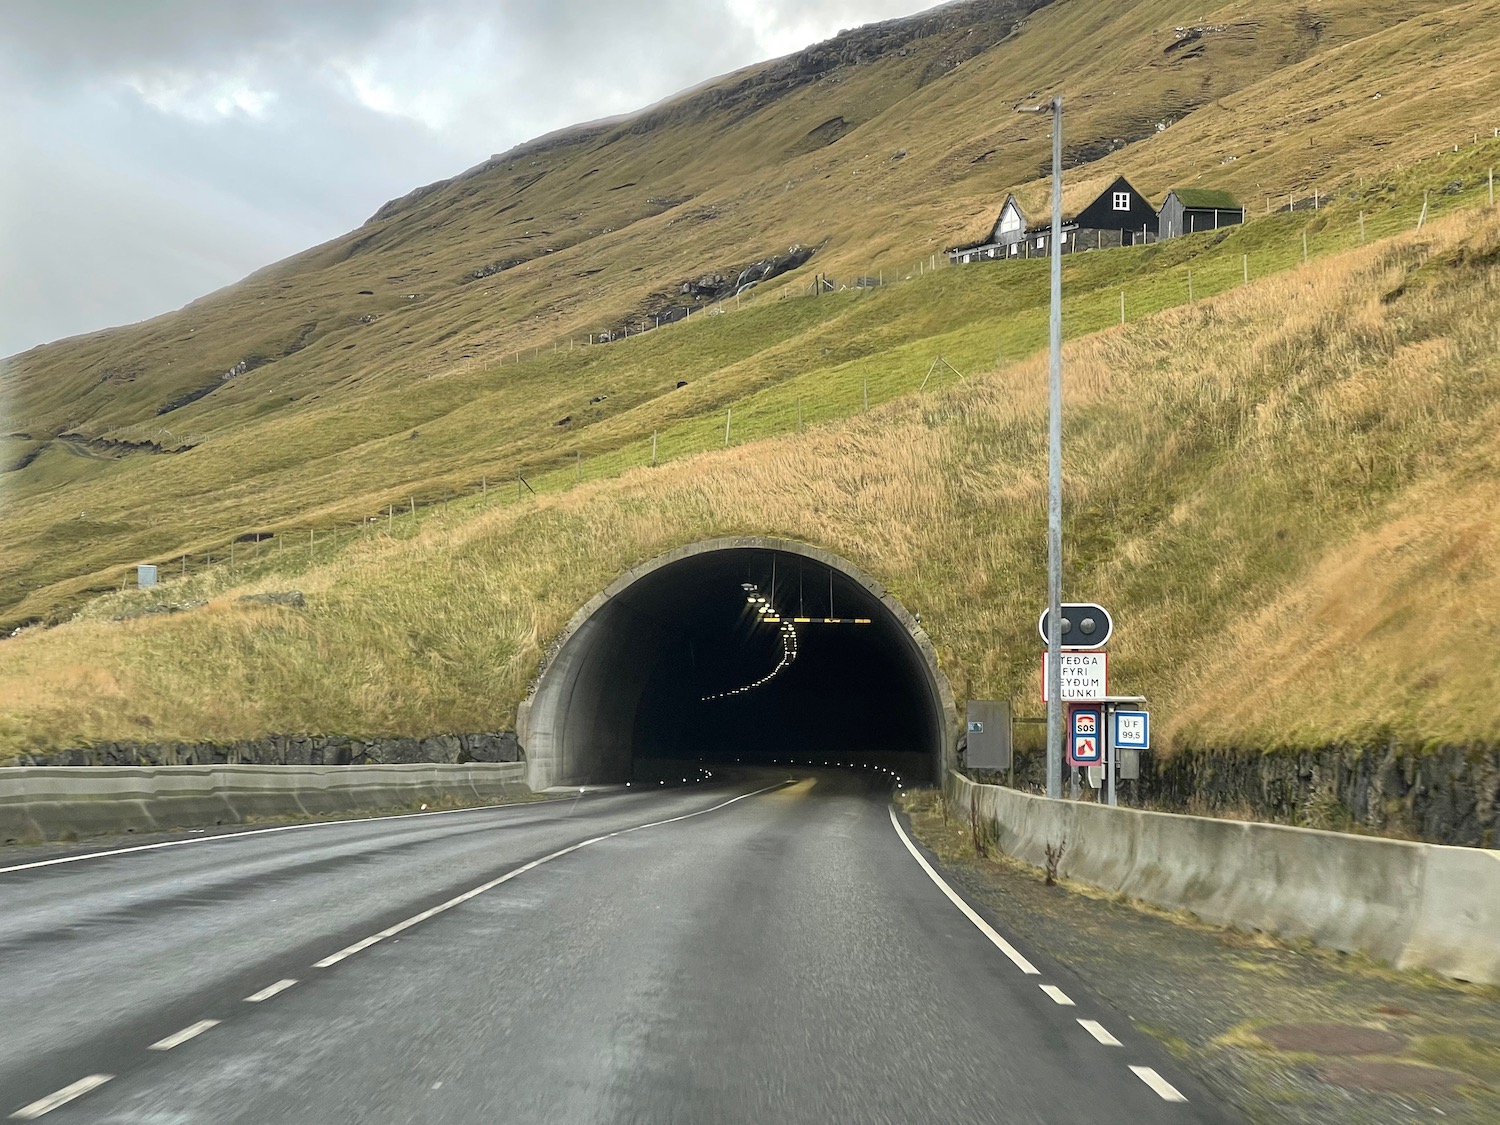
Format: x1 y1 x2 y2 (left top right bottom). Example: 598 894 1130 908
518 538 955 789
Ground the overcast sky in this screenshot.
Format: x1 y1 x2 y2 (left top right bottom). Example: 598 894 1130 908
0 0 942 359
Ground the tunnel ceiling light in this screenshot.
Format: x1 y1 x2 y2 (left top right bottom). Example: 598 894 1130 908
702 581 802 702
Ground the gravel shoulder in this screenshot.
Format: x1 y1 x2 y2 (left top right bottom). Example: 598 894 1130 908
899 789 1500 1125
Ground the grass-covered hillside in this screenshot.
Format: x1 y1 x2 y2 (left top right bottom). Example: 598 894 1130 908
3 201 1498 760
4 0 1499 633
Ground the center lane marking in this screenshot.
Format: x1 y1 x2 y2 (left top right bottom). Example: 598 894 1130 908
9 1076 114 1120
313 783 787 970
886 805 1039 974
244 979 298 1003
148 1019 220 1051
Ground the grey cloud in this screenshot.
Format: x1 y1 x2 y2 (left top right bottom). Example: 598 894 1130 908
1 0 939 357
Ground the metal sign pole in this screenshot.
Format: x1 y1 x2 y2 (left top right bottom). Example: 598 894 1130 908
1044 94 1066 801
1106 703 1117 807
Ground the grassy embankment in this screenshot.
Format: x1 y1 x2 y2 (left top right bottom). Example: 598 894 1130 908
6 138 1497 631
2 187 1497 760
5 0 1499 631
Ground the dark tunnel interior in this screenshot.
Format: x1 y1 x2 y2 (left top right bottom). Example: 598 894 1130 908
522 547 948 787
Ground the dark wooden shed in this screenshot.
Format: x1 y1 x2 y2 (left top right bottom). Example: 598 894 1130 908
1159 188 1245 238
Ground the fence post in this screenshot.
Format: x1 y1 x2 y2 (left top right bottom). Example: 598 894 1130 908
1187 270 1193 302
797 399 803 432
576 451 581 482
1242 254 1249 284
652 431 658 466
1417 191 1429 230
1120 290 1125 324
725 408 732 446
410 497 416 517
388 504 393 531
481 476 486 495
863 377 869 411
1302 232 1309 262
1359 211 1366 243
1489 168 1494 207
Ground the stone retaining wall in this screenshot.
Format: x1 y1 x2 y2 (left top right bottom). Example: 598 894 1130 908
968 740 1500 848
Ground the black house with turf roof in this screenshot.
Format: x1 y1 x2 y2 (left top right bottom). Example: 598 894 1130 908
1057 175 1158 251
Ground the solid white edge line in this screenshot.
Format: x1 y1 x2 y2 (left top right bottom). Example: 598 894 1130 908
0 797 546 876
1040 984 1075 1006
1077 1019 1122 1046
1130 1065 1188 1103
886 805 1039 974
244 979 298 1003
147 1019 221 1051
313 783 788 969
9 1075 114 1120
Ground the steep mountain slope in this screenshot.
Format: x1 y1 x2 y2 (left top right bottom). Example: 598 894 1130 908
2 0 1498 633
3 204 1497 760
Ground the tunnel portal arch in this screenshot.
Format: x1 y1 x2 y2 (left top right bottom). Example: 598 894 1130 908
517 537 957 789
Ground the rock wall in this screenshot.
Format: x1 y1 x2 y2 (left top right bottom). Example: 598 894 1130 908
966 740 1500 848
11 732 521 769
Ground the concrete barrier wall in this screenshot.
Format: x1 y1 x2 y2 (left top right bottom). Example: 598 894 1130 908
0 762 531 844
948 771 1500 986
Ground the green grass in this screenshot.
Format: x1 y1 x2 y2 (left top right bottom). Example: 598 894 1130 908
4 0 1500 756
4 199 1499 757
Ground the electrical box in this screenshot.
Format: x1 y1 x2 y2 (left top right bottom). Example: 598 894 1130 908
965 700 1012 770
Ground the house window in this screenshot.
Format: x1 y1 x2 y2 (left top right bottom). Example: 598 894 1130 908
1113 191 1131 211
1036 236 1045 249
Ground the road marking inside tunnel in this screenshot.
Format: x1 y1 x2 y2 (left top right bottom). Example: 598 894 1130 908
886 806 1039 975
1130 1066 1188 1102
244 979 298 1003
314 783 788 970
148 1019 220 1051
1040 984 1075 1006
0 799 549 876
9 1076 114 1120
1078 1019 1122 1046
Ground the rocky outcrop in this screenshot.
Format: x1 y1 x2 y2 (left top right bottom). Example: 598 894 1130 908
966 739 1500 848
11 732 522 769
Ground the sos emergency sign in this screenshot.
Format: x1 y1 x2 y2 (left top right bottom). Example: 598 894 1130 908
1068 706 1103 765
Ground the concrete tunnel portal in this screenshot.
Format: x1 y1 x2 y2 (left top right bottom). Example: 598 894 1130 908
518 538 957 789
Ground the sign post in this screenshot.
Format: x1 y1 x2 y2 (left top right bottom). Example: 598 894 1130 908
1106 704 1117 807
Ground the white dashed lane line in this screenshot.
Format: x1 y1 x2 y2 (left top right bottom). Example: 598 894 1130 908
314 783 787 970
9 1075 114 1120
244 979 298 1003
1077 1019 1122 1046
148 1019 220 1051
1131 1065 1189 1102
1039 984 1075 1005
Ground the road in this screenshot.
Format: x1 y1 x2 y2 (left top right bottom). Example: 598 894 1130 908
0 770 1235 1123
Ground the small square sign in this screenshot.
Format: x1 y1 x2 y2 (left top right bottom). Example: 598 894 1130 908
1114 710 1150 749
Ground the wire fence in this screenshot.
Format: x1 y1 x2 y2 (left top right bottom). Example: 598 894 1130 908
64 130 1500 608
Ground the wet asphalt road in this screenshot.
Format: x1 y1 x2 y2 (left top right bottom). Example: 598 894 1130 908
0 770 1235 1123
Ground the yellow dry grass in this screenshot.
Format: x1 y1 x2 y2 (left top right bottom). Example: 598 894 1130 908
3 206 1498 758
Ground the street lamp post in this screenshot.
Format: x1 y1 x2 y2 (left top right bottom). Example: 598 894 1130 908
1019 94 1066 801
